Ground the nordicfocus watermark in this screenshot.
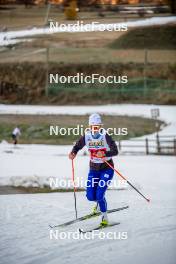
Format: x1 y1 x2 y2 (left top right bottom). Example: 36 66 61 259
49 21 128 32
49 126 128 137
50 73 128 85
49 177 127 189
50 229 128 240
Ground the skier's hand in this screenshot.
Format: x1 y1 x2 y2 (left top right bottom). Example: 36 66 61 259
69 152 76 160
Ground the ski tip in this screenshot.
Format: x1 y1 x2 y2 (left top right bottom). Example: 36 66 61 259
147 198 150 203
49 225 53 228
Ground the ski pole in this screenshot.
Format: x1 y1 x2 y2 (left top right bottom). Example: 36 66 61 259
71 159 78 219
103 159 150 203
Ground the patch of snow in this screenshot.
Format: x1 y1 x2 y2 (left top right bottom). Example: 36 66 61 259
0 16 176 46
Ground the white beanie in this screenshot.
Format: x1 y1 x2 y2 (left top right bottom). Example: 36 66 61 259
89 113 102 126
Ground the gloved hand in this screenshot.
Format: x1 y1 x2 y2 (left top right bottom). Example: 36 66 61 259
69 152 76 160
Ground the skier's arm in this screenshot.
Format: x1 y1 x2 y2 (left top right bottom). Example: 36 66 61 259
105 134 118 157
69 135 86 159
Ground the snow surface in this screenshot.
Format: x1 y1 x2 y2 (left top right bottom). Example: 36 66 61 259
0 103 176 263
1 103 175 122
0 154 176 264
0 16 176 46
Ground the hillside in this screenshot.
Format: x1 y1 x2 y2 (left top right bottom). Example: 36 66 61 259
109 25 176 50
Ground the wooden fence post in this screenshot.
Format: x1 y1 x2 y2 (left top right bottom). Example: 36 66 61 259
45 47 49 97
156 133 161 154
145 138 149 155
119 140 121 151
174 139 176 155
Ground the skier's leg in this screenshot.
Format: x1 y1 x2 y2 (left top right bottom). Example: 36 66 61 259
86 170 99 202
96 169 114 225
14 135 17 145
96 168 114 212
12 134 15 145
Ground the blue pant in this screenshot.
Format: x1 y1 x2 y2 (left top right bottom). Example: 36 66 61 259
86 169 114 213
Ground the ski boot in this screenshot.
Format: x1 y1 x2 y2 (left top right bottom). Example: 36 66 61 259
100 212 108 227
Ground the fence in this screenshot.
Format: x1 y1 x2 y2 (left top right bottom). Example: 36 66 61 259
117 134 176 155
48 78 176 99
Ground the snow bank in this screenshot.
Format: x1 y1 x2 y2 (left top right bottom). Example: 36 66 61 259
0 103 175 121
0 16 176 46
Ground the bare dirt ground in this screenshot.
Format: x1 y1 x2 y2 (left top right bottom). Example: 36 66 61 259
1 46 176 64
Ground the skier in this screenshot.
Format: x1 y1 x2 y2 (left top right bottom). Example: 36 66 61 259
12 127 21 145
69 113 118 227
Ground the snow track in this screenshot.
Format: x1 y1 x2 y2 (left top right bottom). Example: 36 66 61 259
0 169 176 264
0 104 176 263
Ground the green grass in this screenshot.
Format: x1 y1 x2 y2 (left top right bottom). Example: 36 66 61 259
0 114 164 145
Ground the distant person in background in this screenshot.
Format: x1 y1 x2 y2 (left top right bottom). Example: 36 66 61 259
12 127 21 145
